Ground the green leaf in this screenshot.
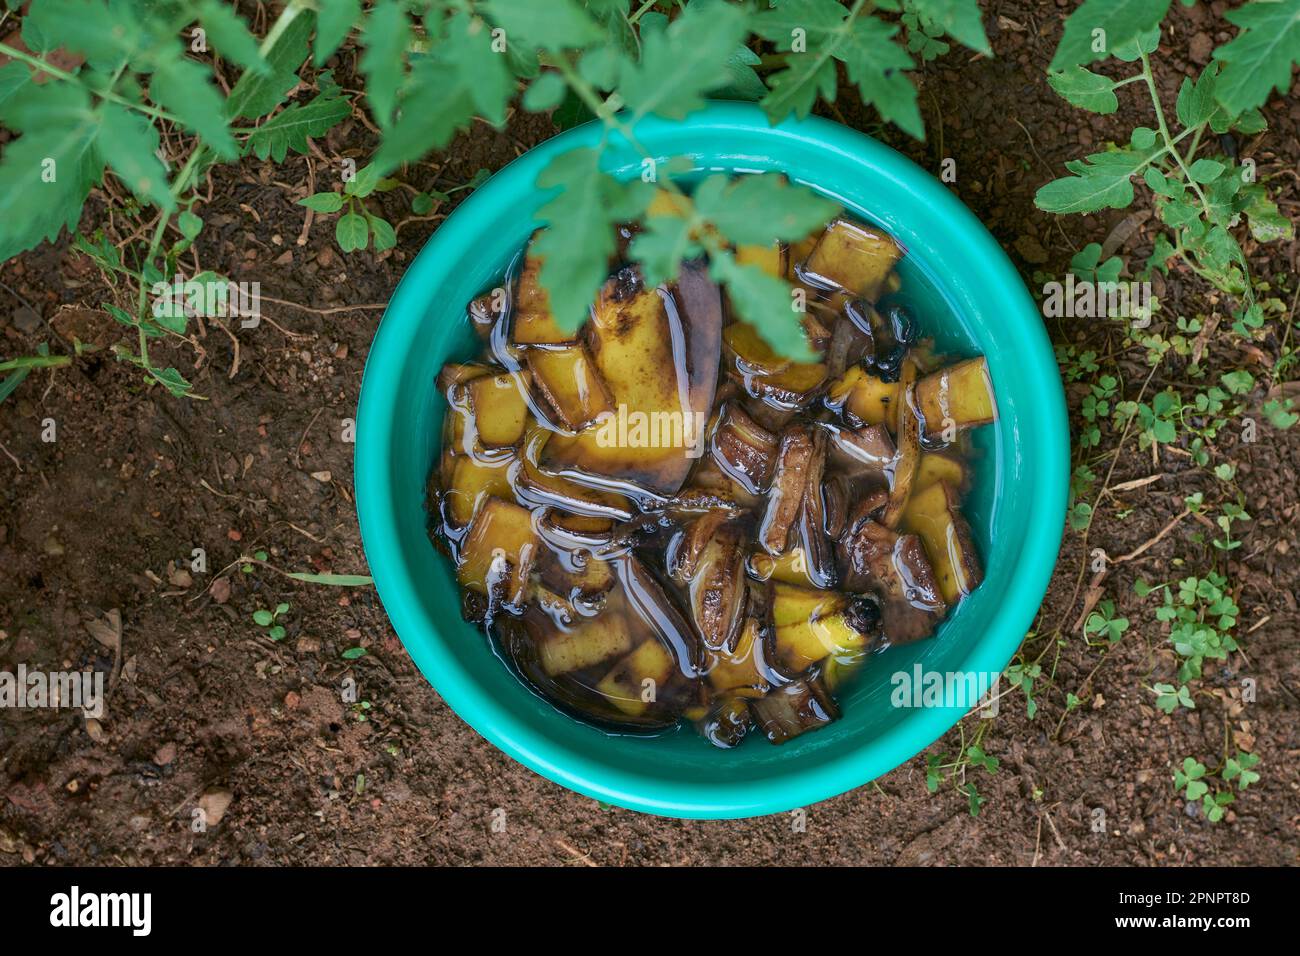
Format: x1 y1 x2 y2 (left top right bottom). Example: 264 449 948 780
1049 0 1172 70
283 571 374 586
411 192 434 214
0 87 102 259
708 247 815 362
150 53 238 160
1212 0 1300 115
1187 158 1225 183
483 0 603 51
315 0 361 66
839 16 924 138
910 0 991 55
1048 66 1120 113
523 71 568 111
360 0 411 128
268 625 286 640
1175 63 1221 127
225 8 315 121
197 0 266 74
97 110 163 207
299 192 345 213
714 46 769 102
1240 185 1294 243
531 148 651 332
1130 126 1156 149
755 0 853 121
23 0 140 72
1034 145 1158 215
147 365 193 397
245 80 350 162
344 163 382 198
628 215 699 288
692 173 840 246
342 646 368 660
0 61 36 120
619 1 749 119
761 53 838 123
178 210 203 239
253 609 274 626
1220 369 1254 395
371 14 512 175
366 213 397 251
336 211 368 252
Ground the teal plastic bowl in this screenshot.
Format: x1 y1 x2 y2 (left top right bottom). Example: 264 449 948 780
356 102 1068 819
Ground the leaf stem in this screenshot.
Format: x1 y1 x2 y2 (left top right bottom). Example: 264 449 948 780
1139 50 1211 219
0 41 180 124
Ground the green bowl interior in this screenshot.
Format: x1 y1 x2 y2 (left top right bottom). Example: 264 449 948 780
356 104 1067 818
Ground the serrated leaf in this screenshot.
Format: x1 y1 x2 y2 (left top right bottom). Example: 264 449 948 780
315 0 361 66
762 53 838 122
755 0 853 121
628 215 699 287
483 0 603 51
336 211 368 251
1175 62 1220 127
713 46 768 102
911 0 991 54
1048 65 1119 113
360 0 410 128
226 8 314 120
197 0 266 74
23 0 140 73
709 247 814 362
245 84 350 162
531 148 651 332
95 102 172 210
1212 0 1300 115
1035 145 1160 214
839 16 924 138
153 53 238 159
371 14 512 175
693 173 840 246
0 61 36 120
619 1 749 119
1049 0 1172 70
298 192 345 212
0 91 103 260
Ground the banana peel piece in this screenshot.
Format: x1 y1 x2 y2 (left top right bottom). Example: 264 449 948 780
540 261 723 497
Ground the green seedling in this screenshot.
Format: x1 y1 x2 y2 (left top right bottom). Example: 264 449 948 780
253 602 290 641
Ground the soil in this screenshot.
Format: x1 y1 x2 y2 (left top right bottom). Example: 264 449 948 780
1 1 1297 866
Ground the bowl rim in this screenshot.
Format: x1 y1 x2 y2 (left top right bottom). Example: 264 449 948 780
356 102 1068 819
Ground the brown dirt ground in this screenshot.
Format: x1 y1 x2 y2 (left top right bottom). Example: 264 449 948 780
1 1 1297 866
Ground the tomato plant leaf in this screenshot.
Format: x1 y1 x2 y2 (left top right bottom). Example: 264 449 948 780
1212 0 1300 115
1049 0 1172 71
